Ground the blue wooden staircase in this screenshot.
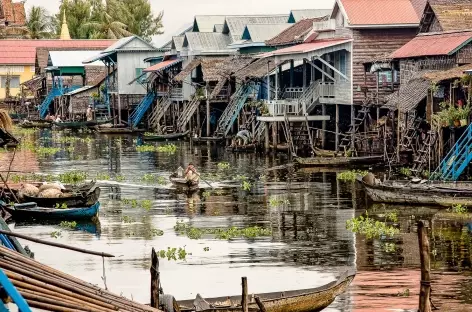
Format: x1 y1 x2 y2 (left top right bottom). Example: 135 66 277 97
214 84 258 137
431 123 472 181
38 87 62 119
129 92 156 128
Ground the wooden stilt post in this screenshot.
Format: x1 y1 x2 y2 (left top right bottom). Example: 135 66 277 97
241 277 248 312
418 221 432 312
255 297 267 312
335 104 339 151
272 122 277 150
265 122 270 152
196 104 201 136
322 104 326 149
150 247 159 309
206 83 210 137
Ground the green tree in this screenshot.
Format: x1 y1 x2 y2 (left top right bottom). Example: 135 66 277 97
84 0 132 39
27 6 55 39
55 0 93 39
118 0 164 41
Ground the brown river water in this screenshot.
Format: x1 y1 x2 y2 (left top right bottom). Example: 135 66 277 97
5 130 472 311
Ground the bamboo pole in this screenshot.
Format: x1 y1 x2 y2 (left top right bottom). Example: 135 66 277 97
418 221 432 312
150 247 159 308
241 277 248 312
0 229 114 257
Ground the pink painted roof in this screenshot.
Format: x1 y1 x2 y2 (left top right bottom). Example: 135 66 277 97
0 40 116 65
390 31 472 58
339 0 420 26
259 38 352 57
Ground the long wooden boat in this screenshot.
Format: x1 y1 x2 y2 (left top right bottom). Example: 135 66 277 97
191 137 225 144
96 128 136 134
313 148 343 157
53 119 114 129
18 120 53 129
144 130 189 141
294 155 383 167
169 174 199 191
359 177 472 206
21 186 100 208
0 128 19 148
178 269 355 312
2 201 100 221
4 180 96 194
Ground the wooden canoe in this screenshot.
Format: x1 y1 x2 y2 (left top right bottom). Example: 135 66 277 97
313 148 343 157
294 155 383 167
18 120 53 129
169 174 199 191
178 269 355 312
191 137 224 144
21 186 100 208
359 178 472 206
53 119 114 129
144 130 189 141
2 202 100 221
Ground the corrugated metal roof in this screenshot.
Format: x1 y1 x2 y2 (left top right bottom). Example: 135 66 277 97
338 0 420 26
260 38 352 57
213 24 224 33
183 32 233 52
64 85 96 96
103 35 156 52
223 15 289 41
242 24 291 43
144 58 183 72
288 9 332 22
171 36 185 52
266 17 326 47
390 31 472 58
193 16 227 32
49 51 106 67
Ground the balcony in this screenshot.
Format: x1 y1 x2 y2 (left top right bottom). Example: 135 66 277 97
267 100 302 116
318 81 351 105
313 19 336 32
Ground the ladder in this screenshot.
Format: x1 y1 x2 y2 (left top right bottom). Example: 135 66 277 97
412 130 438 174
338 105 371 152
254 120 266 142
38 87 62 119
176 97 200 132
431 123 472 180
400 112 421 152
129 92 156 128
149 96 172 131
281 114 296 156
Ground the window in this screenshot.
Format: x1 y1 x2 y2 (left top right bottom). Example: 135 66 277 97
1 76 20 88
378 70 399 85
135 68 146 84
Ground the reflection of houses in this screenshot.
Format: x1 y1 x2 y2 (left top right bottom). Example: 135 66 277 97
83 36 166 126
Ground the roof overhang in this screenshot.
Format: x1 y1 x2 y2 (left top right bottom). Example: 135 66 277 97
82 51 116 64
143 58 183 73
347 23 419 29
229 42 266 49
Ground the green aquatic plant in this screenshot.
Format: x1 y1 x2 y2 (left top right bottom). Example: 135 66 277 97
156 144 177 153
96 172 111 180
202 191 211 198
241 180 252 192
399 167 413 177
156 176 166 185
141 200 152 210
448 204 468 214
144 132 157 136
174 221 272 240
115 174 126 182
141 173 156 183
50 231 62 238
158 247 190 261
217 162 230 170
36 147 61 156
346 212 399 239
268 196 290 208
203 247 210 252
59 221 77 229
55 203 68 209
336 170 368 182
151 228 164 236
121 216 135 223
58 171 87 184
136 145 157 152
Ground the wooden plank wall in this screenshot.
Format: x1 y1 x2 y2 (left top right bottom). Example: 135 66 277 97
352 28 418 105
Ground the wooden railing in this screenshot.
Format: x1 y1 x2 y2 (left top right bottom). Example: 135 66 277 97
170 88 183 99
267 100 301 116
319 82 335 98
282 87 304 99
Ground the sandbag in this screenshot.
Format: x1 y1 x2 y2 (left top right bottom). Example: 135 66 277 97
18 183 39 199
38 183 62 193
362 172 376 186
38 188 63 198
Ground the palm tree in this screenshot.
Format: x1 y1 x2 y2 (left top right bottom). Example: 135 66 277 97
26 6 55 39
84 1 132 40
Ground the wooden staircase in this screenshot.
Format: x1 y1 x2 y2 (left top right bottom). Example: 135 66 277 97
149 95 171 131
338 105 371 152
176 97 200 132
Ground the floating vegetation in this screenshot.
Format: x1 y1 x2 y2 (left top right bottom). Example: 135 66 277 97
202 191 211 198
448 204 468 214
174 221 272 240
50 231 62 238
346 212 399 239
59 221 77 229
336 170 368 182
269 196 290 208
55 203 68 209
141 173 157 183
121 216 135 223
397 289 410 297
217 162 230 170
58 171 87 184
158 247 190 261
115 174 126 182
14 128 36 136
157 176 166 185
241 180 252 192
156 144 177 153
384 242 397 253
136 145 157 152
121 198 153 210
399 167 413 177
96 172 111 180
203 247 210 252
36 147 61 156
141 200 152 210
151 228 164 237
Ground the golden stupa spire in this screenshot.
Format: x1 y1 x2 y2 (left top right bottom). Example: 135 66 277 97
60 8 71 40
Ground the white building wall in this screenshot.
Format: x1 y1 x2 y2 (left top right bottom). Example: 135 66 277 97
117 51 164 95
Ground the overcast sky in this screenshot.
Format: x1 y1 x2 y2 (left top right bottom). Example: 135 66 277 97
25 0 335 46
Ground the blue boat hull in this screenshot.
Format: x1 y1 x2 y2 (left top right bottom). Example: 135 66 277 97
4 202 100 221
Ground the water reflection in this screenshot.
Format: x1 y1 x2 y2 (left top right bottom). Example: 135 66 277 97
6 133 472 310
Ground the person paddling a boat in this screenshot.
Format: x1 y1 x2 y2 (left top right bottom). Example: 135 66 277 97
184 163 199 184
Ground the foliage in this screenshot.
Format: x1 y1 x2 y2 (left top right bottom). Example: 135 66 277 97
158 247 189 261
136 144 156 152
217 162 230 170
55 203 68 209
447 204 468 215
336 170 368 182
121 198 152 210
121 215 135 223
433 101 471 126
399 167 412 177
151 228 164 236
27 6 55 39
235 175 252 192
59 221 77 229
346 211 399 239
50 231 62 238
115 174 126 182
96 172 111 180
156 144 177 153
56 0 163 40
36 147 61 156
58 171 87 184
268 196 290 208
174 221 272 240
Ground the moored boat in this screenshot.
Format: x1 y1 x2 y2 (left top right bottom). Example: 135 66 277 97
144 130 189 141
177 269 355 312
191 136 224 144
169 174 199 191
18 120 53 129
21 186 100 208
294 155 383 167
53 119 114 129
359 177 472 206
1 201 100 221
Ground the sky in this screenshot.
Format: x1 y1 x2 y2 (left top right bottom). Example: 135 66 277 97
25 0 335 46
